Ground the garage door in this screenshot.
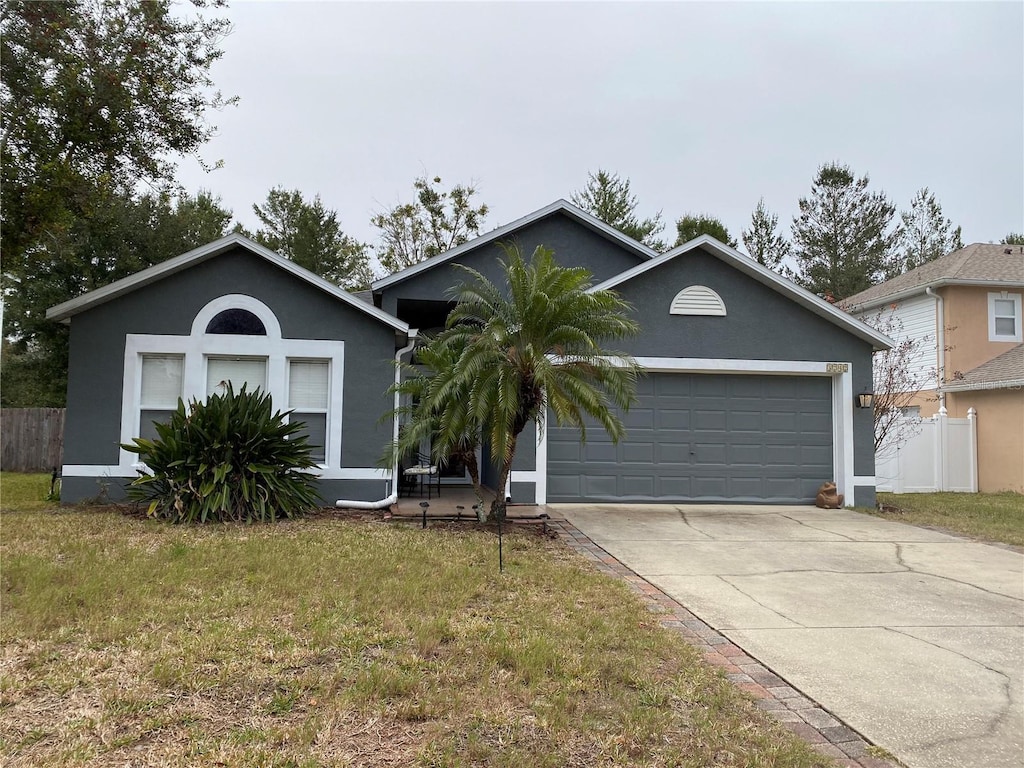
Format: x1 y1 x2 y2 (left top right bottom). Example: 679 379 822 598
546 373 833 503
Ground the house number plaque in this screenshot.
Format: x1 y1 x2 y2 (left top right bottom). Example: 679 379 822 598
825 363 849 373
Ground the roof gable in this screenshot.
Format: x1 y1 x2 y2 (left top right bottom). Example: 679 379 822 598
592 235 892 351
845 243 1024 309
371 199 657 291
46 233 409 332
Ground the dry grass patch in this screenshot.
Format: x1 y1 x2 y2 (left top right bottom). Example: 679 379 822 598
1 500 833 767
874 492 1024 547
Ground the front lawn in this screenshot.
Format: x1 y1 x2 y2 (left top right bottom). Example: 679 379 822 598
874 492 1024 547
0 478 830 767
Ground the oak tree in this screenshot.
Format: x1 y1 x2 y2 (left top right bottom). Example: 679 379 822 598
373 176 488 274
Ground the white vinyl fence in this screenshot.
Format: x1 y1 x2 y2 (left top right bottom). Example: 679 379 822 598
875 408 978 494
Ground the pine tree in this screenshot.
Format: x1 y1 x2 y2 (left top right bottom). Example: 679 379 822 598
791 163 897 300
571 170 665 250
741 198 790 270
250 188 372 290
890 187 963 277
674 214 737 248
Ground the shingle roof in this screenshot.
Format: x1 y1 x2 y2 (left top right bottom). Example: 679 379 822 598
845 243 1024 309
942 343 1024 392
46 234 409 332
370 199 657 292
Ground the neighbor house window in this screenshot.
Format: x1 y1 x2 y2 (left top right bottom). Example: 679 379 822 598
206 356 268 397
139 354 183 440
988 292 1022 342
289 360 329 463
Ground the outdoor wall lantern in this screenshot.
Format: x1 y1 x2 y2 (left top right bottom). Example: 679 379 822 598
856 392 875 409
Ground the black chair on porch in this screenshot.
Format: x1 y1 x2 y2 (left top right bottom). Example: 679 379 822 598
401 452 441 499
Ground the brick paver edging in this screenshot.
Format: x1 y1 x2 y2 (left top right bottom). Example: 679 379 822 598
550 519 899 768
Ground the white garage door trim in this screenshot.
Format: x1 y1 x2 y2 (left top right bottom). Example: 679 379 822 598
514 357 858 506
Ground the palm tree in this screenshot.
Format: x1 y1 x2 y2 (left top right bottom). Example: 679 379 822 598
406 242 641 521
384 335 485 513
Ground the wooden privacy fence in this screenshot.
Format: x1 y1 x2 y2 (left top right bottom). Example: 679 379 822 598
1 408 65 472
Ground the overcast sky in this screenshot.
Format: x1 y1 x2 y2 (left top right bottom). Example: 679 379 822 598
175 1 1024 260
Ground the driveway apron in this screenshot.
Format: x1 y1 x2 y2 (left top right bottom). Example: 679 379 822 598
555 504 1024 768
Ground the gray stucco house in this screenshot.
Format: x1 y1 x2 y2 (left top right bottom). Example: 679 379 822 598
51 200 890 507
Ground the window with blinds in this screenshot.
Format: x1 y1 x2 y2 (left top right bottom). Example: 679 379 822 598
289 360 329 463
206 357 268 398
139 355 183 440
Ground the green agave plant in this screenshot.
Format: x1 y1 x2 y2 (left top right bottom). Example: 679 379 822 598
123 384 321 523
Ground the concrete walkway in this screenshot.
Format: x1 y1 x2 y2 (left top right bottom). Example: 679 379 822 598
554 504 1024 768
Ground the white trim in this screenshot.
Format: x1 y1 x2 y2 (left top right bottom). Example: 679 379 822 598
532 357 863 506
632 357 833 374
62 465 124 478
590 235 893 351
318 468 389 480
121 333 345 472
987 291 1022 342
62 465 388 481
838 366 855 505
508 409 548 504
371 199 656 291
534 407 548 504
191 294 282 338
46 233 409 332
117 295 349 476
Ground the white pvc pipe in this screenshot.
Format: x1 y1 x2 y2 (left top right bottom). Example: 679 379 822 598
926 287 945 412
336 494 397 510
335 330 418 510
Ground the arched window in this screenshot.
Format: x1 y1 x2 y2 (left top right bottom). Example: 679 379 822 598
205 308 267 335
670 285 727 316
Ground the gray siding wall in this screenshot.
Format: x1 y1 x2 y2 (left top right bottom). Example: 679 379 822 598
611 247 877 480
62 476 391 507
379 212 646 315
63 247 398 500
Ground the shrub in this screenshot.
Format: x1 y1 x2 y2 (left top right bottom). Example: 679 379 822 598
123 384 321 523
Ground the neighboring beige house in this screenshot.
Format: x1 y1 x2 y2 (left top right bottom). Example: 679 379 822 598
846 243 1024 493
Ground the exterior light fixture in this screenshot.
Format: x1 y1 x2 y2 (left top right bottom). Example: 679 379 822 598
857 392 875 409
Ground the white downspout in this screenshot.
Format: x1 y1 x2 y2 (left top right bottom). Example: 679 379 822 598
926 287 945 412
335 330 418 510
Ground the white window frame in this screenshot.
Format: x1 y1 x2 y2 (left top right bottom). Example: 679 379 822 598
117 295 347 475
286 358 333 465
138 354 184 440
988 292 1022 343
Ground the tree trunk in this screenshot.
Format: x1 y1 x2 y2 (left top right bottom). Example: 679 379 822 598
490 450 515 523
454 445 486 522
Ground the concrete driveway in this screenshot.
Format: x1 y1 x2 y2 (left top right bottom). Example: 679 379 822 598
555 504 1024 768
